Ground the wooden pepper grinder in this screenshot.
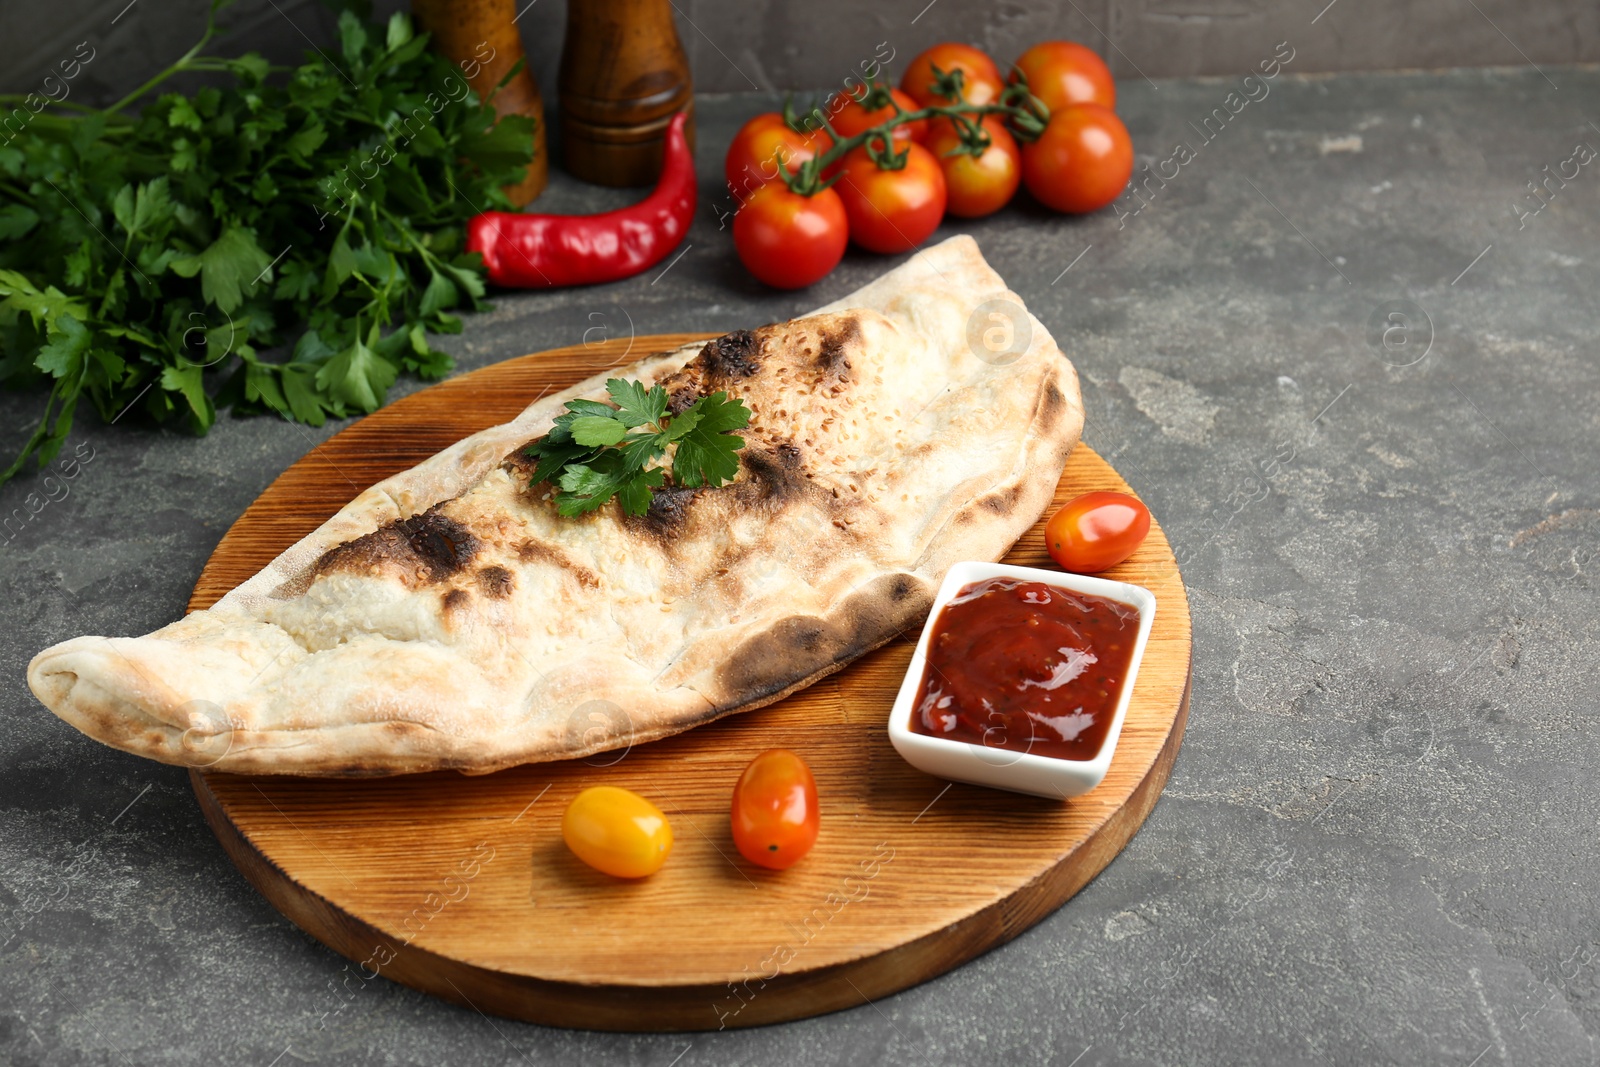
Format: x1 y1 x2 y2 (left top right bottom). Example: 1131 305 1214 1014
558 0 695 187
412 0 549 206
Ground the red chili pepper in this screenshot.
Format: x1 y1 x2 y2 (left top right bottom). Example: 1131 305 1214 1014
465 111 695 288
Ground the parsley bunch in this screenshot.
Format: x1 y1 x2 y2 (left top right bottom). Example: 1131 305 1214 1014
527 379 751 516
0 0 535 485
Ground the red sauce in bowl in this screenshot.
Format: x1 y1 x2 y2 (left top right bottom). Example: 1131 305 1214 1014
910 578 1139 761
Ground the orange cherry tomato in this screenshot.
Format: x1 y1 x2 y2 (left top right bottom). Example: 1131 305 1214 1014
1009 41 1116 112
724 112 832 200
924 115 1021 218
833 142 947 254
562 786 673 879
732 181 849 289
1021 103 1133 214
1044 491 1152 573
901 43 1005 107
826 85 927 145
731 749 819 870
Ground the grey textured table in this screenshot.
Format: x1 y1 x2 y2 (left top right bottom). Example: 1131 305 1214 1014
3 70 1597 1066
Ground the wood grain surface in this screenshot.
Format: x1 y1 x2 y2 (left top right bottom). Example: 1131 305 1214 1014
557 0 694 186
186 333 1193 1031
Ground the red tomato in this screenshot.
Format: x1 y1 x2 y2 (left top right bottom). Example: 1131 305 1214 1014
724 112 832 200
901 43 1005 107
833 143 947 254
1021 103 1133 214
731 749 819 870
1009 41 1116 112
732 182 848 288
1044 491 1152 573
924 115 1020 218
826 85 927 145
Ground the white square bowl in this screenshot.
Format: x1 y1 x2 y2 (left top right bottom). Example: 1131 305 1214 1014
887 561 1158 800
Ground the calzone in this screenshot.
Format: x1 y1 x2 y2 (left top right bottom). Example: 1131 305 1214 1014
28 237 1085 775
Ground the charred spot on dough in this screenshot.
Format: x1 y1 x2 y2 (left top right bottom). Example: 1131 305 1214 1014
314 506 480 585
1039 380 1066 426
476 565 515 599
979 484 1023 515
268 568 317 601
442 588 471 613
516 540 600 589
631 484 698 540
791 621 826 653
737 443 809 504
667 384 703 415
709 572 934 712
501 439 542 478
408 512 480 577
715 616 844 707
816 316 861 376
698 329 762 379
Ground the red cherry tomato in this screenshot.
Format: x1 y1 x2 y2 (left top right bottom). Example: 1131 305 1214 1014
833 143 947 254
731 749 819 870
1044 491 1152 573
724 112 832 201
1009 41 1116 112
1021 103 1133 214
901 43 1005 107
732 182 849 289
826 85 927 145
924 115 1020 218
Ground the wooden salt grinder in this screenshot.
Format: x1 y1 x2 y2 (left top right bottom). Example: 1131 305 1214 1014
412 0 549 206
558 0 695 187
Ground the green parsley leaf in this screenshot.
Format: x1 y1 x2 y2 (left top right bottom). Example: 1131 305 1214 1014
286 120 327 161
528 439 599 486
169 227 272 314
569 414 629 447
134 178 174 235
614 465 666 516
662 406 701 442
384 11 413 51
563 398 622 420
168 97 203 132
35 314 91 378
0 6 536 484
315 328 397 413
338 11 369 66
280 364 329 427
672 392 750 488
616 431 668 472
606 378 668 428
0 205 38 241
234 53 270 84
160 361 216 429
556 456 636 517
524 377 749 516
418 269 456 318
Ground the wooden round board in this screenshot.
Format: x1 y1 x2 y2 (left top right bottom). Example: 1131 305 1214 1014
187 333 1193 1031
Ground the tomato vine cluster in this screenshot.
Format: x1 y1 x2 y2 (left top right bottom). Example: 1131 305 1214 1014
724 41 1135 289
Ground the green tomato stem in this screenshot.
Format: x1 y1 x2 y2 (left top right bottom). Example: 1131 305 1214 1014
786 96 1049 195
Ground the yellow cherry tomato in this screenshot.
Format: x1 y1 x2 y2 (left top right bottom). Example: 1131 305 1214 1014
562 786 673 879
